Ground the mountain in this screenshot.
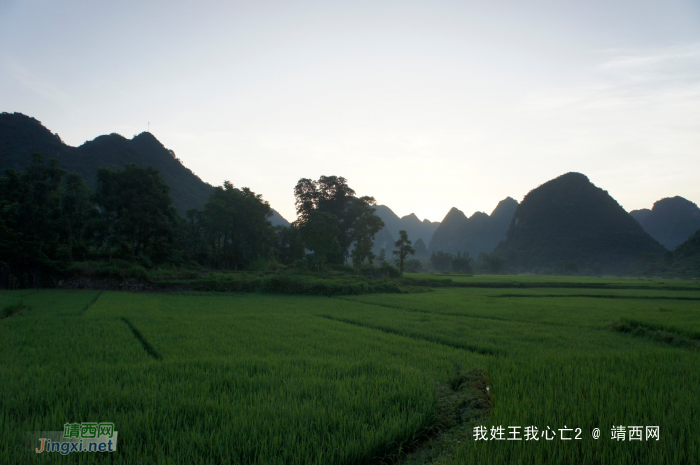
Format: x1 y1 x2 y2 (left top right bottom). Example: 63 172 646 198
428 197 519 257
413 238 429 259
629 208 652 224
373 205 439 245
493 172 665 274
630 196 700 250
668 228 700 276
0 112 290 225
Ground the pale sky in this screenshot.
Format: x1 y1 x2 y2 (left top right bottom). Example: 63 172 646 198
2 0 699 223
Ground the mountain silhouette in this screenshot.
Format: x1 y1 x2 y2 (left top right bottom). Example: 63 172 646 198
630 196 700 250
0 112 289 225
428 197 518 257
668 228 700 276
373 205 439 246
493 172 665 274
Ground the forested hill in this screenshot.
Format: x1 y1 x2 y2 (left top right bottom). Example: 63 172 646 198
428 197 518 257
630 196 700 250
494 172 666 274
0 112 289 225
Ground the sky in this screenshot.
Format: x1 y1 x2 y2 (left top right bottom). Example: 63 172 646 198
1 0 699 223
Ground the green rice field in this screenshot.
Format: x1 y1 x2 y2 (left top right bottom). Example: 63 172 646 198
1 275 699 464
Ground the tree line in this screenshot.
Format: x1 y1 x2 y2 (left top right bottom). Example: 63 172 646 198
0 154 422 287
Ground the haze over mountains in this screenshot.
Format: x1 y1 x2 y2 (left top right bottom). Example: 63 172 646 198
428 197 519 257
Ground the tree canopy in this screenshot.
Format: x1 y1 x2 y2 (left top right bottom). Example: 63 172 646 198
293 175 384 265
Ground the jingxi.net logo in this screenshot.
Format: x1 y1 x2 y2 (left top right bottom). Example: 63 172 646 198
33 422 118 455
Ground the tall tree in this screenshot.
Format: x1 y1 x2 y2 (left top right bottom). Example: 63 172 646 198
274 225 305 265
202 181 274 269
393 230 415 275
0 153 65 286
293 176 383 264
300 210 341 273
348 196 384 267
94 164 178 264
451 251 472 273
60 173 92 261
430 251 452 272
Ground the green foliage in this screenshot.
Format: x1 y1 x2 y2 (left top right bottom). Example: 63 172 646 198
94 164 178 264
404 258 423 273
450 251 472 273
0 153 66 287
293 176 384 265
393 230 415 275
299 210 341 272
185 271 405 296
475 252 506 274
67 260 148 279
430 250 453 272
60 173 92 261
273 225 305 265
202 181 275 270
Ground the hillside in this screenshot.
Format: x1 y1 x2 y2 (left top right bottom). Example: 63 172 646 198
666 228 700 277
0 112 289 225
493 172 665 274
373 205 439 245
630 196 700 250
428 197 518 257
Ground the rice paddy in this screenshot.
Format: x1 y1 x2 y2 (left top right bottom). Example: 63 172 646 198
1 275 698 464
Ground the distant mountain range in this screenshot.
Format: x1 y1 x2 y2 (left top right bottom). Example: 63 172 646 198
428 197 518 257
630 196 700 250
0 112 290 226
494 172 666 274
3 113 699 275
371 205 440 253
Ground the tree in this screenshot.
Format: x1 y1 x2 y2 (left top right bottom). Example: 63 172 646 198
202 181 275 270
274 225 305 265
376 248 387 265
180 209 208 264
300 210 341 274
430 251 452 272
476 252 505 274
451 251 472 273
392 230 415 275
94 164 178 264
0 153 65 287
347 197 384 267
60 173 92 261
293 176 383 264
404 259 423 273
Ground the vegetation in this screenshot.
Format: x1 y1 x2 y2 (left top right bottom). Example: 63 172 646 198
293 175 384 266
0 155 396 289
429 250 473 274
2 276 699 463
393 230 415 275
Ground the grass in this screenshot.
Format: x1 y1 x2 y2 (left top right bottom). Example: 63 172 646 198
1 276 699 464
1 301 25 319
